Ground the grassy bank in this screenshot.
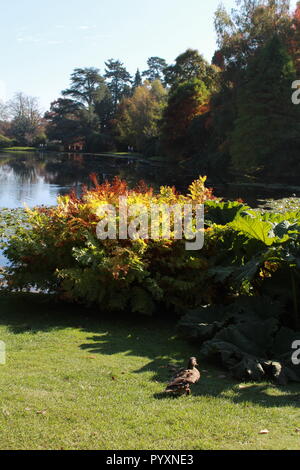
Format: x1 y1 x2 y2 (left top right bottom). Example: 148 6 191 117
0 293 300 450
0 147 37 152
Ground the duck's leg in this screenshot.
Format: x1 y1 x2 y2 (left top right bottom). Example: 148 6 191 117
186 386 191 396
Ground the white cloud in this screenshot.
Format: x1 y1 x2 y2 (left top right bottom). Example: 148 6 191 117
16 32 63 46
17 34 42 44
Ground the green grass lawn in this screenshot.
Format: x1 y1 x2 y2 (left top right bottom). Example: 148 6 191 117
96 151 143 159
0 293 300 450
1 147 37 152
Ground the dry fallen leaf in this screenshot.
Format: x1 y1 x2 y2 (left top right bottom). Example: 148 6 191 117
259 429 270 435
25 407 31 412
36 410 47 415
295 428 300 433
238 385 247 390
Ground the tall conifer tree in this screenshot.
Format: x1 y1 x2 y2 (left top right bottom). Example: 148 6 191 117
230 36 300 172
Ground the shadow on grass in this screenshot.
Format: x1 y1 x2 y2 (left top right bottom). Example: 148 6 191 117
79 328 300 408
0 292 90 334
1 292 300 408
153 392 183 400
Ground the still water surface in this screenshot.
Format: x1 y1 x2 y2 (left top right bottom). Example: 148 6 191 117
0 151 188 208
1 151 300 210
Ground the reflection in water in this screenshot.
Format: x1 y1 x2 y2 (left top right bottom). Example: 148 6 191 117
0 151 300 210
0 164 69 208
0 152 196 209
0 153 70 208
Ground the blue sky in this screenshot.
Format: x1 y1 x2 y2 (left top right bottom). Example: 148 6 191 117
0 0 297 111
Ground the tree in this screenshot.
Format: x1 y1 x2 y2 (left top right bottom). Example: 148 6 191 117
207 81 237 172
162 78 210 158
142 57 167 82
115 80 167 153
290 1 300 74
104 59 132 111
230 36 300 172
62 68 110 130
207 0 294 174
164 49 218 90
0 101 11 141
61 68 116 149
133 69 143 89
212 50 225 69
0 101 9 121
62 67 105 108
8 92 42 145
44 98 84 145
214 0 292 73
94 88 114 132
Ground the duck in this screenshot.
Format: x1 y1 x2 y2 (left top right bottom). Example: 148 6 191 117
164 357 200 396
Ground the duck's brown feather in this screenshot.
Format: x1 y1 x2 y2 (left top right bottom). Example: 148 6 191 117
165 367 200 394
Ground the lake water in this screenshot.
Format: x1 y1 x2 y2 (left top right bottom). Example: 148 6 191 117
1 151 300 210
0 151 194 209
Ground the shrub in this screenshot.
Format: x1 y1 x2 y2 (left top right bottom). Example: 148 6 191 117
3 176 215 314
